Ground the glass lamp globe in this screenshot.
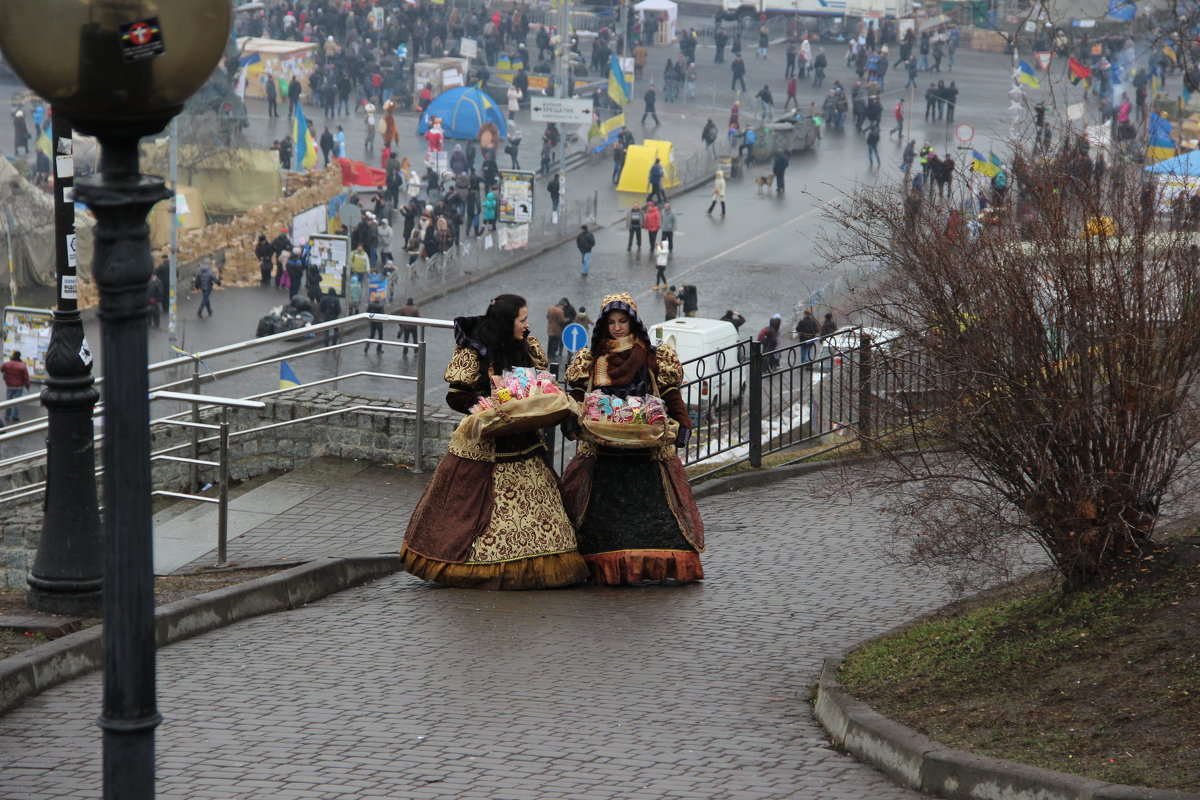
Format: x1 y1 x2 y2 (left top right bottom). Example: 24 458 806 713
0 0 232 137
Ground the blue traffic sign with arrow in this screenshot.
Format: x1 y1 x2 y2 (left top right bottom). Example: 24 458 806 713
562 323 589 353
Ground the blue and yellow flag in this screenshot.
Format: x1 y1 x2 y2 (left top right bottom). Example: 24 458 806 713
607 52 631 108
1017 60 1040 89
1147 113 1177 163
280 361 302 389
36 130 52 158
972 150 999 178
291 102 318 172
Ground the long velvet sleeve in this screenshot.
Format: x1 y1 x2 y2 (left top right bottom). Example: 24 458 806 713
565 347 594 401
653 345 691 430
444 346 485 414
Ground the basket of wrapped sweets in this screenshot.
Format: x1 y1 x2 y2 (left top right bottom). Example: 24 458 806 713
454 367 574 440
577 391 679 449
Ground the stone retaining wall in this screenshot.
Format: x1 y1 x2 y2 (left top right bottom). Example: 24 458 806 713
0 389 459 588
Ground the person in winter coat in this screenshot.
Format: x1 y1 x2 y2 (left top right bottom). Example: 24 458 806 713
306 258 323 303
706 169 727 216
505 124 523 169
348 275 364 317
795 309 820 361
772 152 790 193
758 315 782 372
576 224 595 277
193 260 222 318
701 118 718 156
660 202 677 252
284 248 305 297
482 190 498 231
548 173 562 214
644 201 662 252
627 202 644 251
731 54 747 92
546 298 570 361
319 127 335 168
507 84 523 120
319 288 342 347
663 285 682 320
254 234 274 286
820 312 838 338
1 351 30 422
377 218 395 264
449 144 468 175
364 292 386 354
646 158 666 204
12 111 30 155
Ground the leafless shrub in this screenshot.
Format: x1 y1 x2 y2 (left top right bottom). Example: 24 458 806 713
823 135 1200 590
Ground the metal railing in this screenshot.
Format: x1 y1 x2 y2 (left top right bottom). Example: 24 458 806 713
0 313 452 506
392 192 598 302
548 327 929 480
148 391 266 567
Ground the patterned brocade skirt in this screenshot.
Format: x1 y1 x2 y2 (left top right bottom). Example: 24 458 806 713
561 446 705 586
401 450 590 590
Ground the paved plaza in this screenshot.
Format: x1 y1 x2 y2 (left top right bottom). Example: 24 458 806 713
0 466 947 799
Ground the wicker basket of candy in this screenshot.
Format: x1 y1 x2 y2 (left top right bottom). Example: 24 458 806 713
577 391 679 449
455 367 573 440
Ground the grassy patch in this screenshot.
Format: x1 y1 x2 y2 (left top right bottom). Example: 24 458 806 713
837 539 1200 791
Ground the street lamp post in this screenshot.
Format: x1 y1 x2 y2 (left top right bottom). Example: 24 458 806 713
26 111 104 617
0 4 230 798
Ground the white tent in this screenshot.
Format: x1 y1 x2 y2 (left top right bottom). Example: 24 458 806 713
635 0 677 45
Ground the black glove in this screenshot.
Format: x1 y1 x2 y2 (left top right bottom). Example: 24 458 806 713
561 414 582 441
675 426 691 449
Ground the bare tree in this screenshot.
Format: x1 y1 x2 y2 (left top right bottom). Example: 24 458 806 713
824 137 1200 590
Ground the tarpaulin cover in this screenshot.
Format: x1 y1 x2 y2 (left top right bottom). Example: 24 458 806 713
142 142 283 215
337 158 387 188
0 157 95 292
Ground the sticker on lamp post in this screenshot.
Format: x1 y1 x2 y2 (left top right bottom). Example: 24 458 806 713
119 18 166 62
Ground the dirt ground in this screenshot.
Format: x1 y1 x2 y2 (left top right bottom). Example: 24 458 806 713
838 530 1200 791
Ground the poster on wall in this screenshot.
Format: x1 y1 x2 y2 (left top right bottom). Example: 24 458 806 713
498 169 535 225
307 234 350 296
2 307 56 382
500 224 529 250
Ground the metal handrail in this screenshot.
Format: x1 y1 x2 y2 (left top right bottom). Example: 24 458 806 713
0 315 444 483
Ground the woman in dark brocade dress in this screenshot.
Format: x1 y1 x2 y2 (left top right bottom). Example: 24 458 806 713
561 292 705 585
401 294 589 590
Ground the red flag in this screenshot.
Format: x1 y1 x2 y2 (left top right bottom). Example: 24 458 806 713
1068 56 1092 84
336 157 386 187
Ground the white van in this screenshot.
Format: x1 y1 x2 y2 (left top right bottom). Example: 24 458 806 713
649 317 746 408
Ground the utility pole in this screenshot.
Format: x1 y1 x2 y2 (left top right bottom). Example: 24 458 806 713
557 0 570 173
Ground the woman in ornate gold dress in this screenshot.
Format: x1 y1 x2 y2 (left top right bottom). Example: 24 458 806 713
401 294 590 589
561 292 705 585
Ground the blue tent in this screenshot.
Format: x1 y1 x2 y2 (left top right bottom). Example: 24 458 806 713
1144 149 1200 176
417 87 508 140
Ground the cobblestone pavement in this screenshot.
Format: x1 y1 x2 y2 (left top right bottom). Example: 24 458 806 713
173 463 432 572
1 471 953 800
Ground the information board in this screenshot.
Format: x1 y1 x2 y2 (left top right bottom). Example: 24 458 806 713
498 169 536 225
307 234 350 296
291 204 328 246
2 306 56 382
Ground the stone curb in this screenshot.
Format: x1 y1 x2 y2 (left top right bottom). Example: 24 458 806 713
0 554 400 719
813 656 1200 800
